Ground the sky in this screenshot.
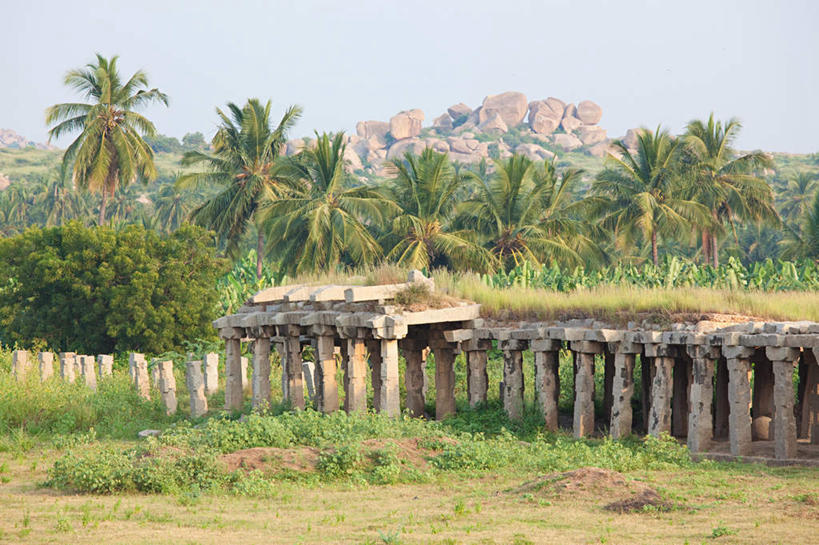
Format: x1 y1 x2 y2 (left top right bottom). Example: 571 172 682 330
3 0 818 152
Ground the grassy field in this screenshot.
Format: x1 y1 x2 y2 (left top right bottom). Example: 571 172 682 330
1 348 818 544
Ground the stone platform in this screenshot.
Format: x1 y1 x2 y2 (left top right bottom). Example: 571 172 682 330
213 272 819 463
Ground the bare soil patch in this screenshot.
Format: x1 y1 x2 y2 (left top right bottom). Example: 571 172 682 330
512 467 672 513
220 446 319 473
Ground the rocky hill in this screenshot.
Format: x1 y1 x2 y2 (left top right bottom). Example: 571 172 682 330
0 129 55 151
285 91 639 176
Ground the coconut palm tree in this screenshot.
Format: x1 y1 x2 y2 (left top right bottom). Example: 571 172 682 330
457 154 595 269
682 114 777 266
37 175 91 226
592 127 709 265
781 191 819 260
45 54 168 225
154 182 193 233
177 99 301 278
381 148 491 271
259 132 387 274
779 171 817 222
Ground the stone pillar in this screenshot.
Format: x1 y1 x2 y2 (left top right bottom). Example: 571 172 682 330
714 357 730 438
686 345 716 453
368 340 383 412
501 339 526 420
571 342 599 438
283 325 305 410
532 339 560 431
378 338 401 416
157 360 177 415
401 338 427 417
640 354 653 434
724 345 754 456
97 354 113 378
344 336 368 413
38 352 54 382
60 352 77 383
203 352 219 396
251 331 272 410
12 350 30 382
315 334 339 413
302 361 316 401
464 339 491 408
80 355 97 390
151 361 161 387
430 338 456 421
128 352 143 383
610 342 639 439
221 327 244 411
751 351 774 441
186 360 208 418
645 343 675 438
767 347 799 460
671 355 690 437
134 357 150 399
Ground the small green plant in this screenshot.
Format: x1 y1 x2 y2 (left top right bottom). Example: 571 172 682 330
710 522 737 538
317 445 361 479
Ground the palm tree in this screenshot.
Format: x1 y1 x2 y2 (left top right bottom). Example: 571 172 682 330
177 99 301 278
259 132 387 274
37 175 91 226
457 154 594 269
592 127 709 265
154 182 193 233
682 114 777 266
381 148 490 271
779 171 817 222
45 54 168 225
781 191 819 260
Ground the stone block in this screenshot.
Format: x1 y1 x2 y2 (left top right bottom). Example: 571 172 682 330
186 360 208 418
38 352 54 382
157 360 177 415
60 352 76 383
204 352 219 395
97 354 113 377
11 350 30 382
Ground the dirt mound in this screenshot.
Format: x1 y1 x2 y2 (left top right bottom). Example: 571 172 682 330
220 446 319 473
512 467 671 513
360 437 450 469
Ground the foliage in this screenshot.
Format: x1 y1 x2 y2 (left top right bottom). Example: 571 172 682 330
0 222 226 353
45 54 169 225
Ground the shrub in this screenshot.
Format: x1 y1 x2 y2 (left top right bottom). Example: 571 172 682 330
0 222 227 353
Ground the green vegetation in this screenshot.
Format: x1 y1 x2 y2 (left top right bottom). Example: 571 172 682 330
0 222 226 352
45 54 168 225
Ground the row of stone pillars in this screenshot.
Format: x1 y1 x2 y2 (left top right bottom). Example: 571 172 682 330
11 350 113 388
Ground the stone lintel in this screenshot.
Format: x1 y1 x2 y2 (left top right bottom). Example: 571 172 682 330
643 343 676 358
738 334 784 347
569 340 603 354
309 285 354 302
344 283 407 303
614 340 643 354
530 338 560 352
246 325 276 339
584 329 623 343
550 327 586 341
309 324 337 337
511 327 548 340
300 310 342 327
463 338 493 352
402 305 481 326
251 283 307 304
765 346 800 363
444 329 474 343
686 343 719 360
783 334 819 349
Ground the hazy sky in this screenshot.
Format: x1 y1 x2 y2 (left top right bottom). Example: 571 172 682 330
3 0 818 152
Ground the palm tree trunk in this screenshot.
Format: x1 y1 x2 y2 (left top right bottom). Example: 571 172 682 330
98 188 108 226
701 231 710 265
256 232 264 280
711 233 719 268
651 231 659 266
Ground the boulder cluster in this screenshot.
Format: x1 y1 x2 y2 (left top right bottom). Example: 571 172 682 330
285 91 626 176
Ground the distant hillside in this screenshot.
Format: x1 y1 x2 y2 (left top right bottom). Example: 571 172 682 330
0 128 56 151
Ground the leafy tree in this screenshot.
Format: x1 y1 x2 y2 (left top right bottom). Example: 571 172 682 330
37 174 92 226
381 148 490 270
0 222 226 353
592 127 709 265
457 154 592 269
154 182 193 233
143 133 182 153
781 191 819 260
682 114 777 266
45 54 168 225
260 132 387 274
182 131 207 150
177 98 301 278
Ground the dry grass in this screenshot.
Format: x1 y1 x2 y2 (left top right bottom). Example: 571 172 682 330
437 272 819 323
0 450 817 544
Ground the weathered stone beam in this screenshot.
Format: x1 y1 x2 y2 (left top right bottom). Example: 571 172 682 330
251 283 308 304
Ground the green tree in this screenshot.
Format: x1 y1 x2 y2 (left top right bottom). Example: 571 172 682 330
381 148 490 271
592 127 708 265
154 182 193 233
177 99 301 278
682 114 777 266
37 175 91 226
260 132 387 274
0 222 226 353
779 171 817 222
457 154 592 269
182 131 207 150
781 191 819 260
45 54 168 225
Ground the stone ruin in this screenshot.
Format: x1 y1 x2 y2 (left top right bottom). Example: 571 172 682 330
214 271 819 464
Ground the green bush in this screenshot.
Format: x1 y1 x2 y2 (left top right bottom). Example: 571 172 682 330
0 222 227 353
